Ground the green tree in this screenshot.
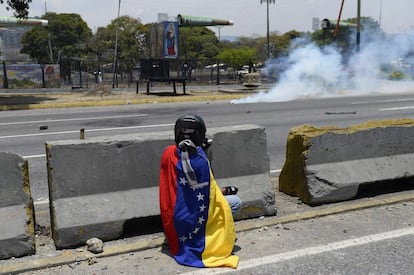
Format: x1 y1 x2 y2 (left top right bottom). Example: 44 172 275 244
216 47 256 70
92 15 148 85
88 26 113 74
233 36 261 49
345 16 384 43
21 12 93 63
19 24 49 63
1 0 31 17
179 27 219 66
311 16 384 53
273 30 301 58
311 20 354 49
345 16 382 33
21 12 92 83
253 30 302 61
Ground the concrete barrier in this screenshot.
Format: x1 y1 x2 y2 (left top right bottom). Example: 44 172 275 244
279 119 414 205
46 124 275 249
206 126 275 219
0 152 35 259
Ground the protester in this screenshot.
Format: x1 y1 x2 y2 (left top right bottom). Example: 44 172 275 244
159 114 241 268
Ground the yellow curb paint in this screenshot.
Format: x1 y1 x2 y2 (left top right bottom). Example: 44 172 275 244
0 237 165 274
0 94 246 111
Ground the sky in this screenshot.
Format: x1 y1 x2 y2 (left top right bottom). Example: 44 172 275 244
0 0 413 38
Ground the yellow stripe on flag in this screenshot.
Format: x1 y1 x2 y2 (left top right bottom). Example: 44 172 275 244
202 172 239 268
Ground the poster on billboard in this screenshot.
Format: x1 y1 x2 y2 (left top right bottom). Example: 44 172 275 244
0 64 60 88
163 21 178 59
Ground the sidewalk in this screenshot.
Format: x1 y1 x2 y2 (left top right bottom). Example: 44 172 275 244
1 176 414 274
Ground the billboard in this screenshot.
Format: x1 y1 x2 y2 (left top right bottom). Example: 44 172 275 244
149 21 179 59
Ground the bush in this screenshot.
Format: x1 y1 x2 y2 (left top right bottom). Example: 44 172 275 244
389 71 404 80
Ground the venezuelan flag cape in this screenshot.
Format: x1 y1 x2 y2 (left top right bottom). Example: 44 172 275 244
159 145 239 268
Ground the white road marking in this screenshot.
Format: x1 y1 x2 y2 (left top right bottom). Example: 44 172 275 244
378 106 414 111
0 123 174 139
0 114 147 126
185 227 414 274
351 97 414 104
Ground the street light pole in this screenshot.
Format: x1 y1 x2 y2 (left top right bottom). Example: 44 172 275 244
260 0 275 59
112 0 121 88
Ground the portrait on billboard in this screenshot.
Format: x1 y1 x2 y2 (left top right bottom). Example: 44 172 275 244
164 21 178 58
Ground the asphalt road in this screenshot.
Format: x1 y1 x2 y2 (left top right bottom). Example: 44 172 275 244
1 91 414 202
1 89 414 274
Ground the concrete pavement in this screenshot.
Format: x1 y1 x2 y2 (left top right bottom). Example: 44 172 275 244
1 178 414 274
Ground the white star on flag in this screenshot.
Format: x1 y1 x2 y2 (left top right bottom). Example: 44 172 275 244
197 192 205 201
199 204 206 212
179 177 187 186
198 216 206 225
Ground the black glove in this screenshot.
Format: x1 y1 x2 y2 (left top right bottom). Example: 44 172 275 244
202 138 213 150
222 186 238 195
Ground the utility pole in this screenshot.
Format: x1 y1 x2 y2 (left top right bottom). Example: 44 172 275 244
356 0 361 52
260 0 275 59
379 0 383 27
44 1 53 62
216 26 223 41
112 0 121 88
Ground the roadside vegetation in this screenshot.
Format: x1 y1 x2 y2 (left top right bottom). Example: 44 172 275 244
2 2 414 86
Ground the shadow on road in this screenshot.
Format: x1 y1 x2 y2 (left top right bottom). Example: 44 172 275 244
121 215 164 238
0 94 56 109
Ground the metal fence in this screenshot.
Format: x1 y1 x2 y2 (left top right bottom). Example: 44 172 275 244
1 59 271 90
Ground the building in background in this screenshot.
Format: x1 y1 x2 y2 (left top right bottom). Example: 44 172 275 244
0 27 32 62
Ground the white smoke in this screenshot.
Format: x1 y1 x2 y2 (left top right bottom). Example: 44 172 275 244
233 31 414 104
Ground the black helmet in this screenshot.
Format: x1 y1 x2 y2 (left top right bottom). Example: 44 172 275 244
174 114 207 146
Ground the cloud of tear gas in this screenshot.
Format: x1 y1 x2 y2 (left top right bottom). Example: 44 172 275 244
232 31 414 104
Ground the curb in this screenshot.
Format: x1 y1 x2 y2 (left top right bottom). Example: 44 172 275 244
0 93 247 111
1 191 414 274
